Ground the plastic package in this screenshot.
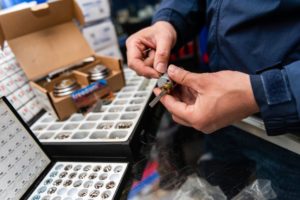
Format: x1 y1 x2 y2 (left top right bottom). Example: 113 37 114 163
173 175 226 200
130 174 277 200
232 179 277 200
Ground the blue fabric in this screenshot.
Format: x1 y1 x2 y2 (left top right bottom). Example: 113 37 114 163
260 69 291 105
152 0 300 135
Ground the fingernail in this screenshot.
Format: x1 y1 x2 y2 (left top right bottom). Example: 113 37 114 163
155 63 167 73
168 65 177 74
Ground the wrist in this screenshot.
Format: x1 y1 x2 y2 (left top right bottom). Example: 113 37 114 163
245 74 260 114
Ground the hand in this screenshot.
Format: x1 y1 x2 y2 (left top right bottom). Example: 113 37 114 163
126 21 177 78
154 65 260 133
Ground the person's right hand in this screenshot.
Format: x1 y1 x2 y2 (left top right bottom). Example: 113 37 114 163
126 21 177 78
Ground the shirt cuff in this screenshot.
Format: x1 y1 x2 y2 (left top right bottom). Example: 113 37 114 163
250 70 298 135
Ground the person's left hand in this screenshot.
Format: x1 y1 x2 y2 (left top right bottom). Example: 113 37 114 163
154 65 260 133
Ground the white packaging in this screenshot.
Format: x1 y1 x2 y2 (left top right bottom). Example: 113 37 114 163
83 20 118 52
15 87 28 105
6 58 21 74
26 98 43 117
0 65 8 81
13 71 28 87
0 79 12 97
76 0 110 23
0 78 16 95
21 84 35 102
18 104 34 122
7 92 23 110
96 43 123 60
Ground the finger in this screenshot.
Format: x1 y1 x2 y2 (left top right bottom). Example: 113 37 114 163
127 51 160 78
171 86 197 105
126 41 160 78
167 65 199 89
153 36 173 73
153 88 192 122
128 58 160 78
143 50 155 66
172 115 191 127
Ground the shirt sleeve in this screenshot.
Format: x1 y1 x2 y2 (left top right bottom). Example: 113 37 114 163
152 0 206 49
250 60 300 135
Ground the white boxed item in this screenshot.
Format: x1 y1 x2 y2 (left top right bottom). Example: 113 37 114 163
7 92 22 109
96 44 123 60
3 76 19 92
0 97 129 200
0 45 42 124
0 64 8 81
14 86 28 105
75 0 110 23
83 20 118 52
0 78 13 96
25 98 43 117
18 103 35 122
13 71 28 87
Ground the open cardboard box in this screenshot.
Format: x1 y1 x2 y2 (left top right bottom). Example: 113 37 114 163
73 55 124 92
0 0 125 120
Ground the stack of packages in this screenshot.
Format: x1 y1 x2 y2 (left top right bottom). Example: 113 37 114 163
0 43 42 123
76 0 123 60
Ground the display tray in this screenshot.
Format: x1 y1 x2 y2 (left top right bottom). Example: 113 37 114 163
28 161 128 200
30 68 157 161
0 97 129 200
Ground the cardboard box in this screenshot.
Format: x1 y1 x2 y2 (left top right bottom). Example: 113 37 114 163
0 0 125 120
73 55 125 91
75 0 111 24
96 43 124 60
82 20 118 52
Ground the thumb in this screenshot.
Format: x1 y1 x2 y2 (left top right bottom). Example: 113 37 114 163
168 65 198 89
154 36 173 73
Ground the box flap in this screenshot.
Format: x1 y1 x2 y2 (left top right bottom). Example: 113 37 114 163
0 0 94 80
0 0 74 40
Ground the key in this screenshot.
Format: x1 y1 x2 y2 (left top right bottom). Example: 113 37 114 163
149 89 168 108
149 75 175 108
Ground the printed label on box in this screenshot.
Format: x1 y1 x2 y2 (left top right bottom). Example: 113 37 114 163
15 87 28 105
76 0 110 23
18 104 34 122
25 98 42 117
5 77 19 93
0 65 8 82
7 93 22 109
14 71 28 87
96 44 123 60
0 80 12 97
22 84 35 101
83 20 118 52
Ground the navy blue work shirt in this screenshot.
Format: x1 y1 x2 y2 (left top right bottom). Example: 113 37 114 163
152 0 300 136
